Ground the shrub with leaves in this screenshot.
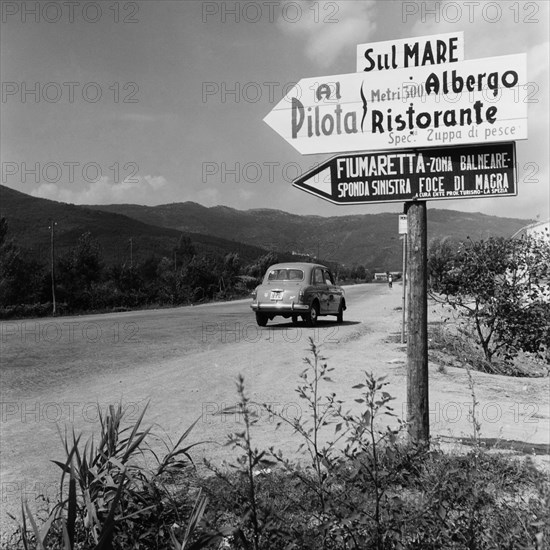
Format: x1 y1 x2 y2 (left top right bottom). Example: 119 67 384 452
429 235 550 363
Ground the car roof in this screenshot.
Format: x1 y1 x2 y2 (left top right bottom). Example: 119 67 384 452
266 263 329 271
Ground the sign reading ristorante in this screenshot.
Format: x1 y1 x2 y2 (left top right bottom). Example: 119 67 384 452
293 142 516 205
264 54 527 155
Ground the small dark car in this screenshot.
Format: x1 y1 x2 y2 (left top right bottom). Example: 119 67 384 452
250 262 346 327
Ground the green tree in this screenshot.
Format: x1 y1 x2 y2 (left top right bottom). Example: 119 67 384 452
246 252 279 279
220 252 241 291
57 232 104 309
183 255 220 301
430 235 550 362
0 218 46 307
428 236 459 290
174 234 196 264
351 264 367 280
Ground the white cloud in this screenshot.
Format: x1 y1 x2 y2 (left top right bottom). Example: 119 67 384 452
195 187 221 206
527 41 550 83
31 175 169 205
278 0 377 67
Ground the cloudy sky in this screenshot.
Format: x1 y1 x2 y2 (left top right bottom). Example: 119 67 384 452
1 0 548 220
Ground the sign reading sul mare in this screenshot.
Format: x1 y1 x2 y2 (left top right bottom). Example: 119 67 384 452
356 32 464 73
264 54 527 155
293 143 516 205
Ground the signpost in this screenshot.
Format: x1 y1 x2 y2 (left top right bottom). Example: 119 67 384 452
405 201 428 442
293 143 517 205
263 33 528 446
399 215 407 344
263 54 527 156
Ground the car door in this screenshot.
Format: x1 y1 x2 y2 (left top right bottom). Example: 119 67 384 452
312 267 329 314
323 269 339 313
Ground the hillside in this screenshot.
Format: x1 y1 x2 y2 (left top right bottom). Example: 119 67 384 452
0 186 274 266
84 201 532 271
0 185 532 271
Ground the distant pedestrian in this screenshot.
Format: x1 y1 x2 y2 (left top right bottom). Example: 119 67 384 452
388 274 393 289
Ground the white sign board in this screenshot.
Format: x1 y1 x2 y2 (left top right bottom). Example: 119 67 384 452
398 215 408 234
264 54 527 156
357 32 464 73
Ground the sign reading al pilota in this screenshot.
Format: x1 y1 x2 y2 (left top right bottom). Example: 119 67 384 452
264 54 528 156
293 143 517 205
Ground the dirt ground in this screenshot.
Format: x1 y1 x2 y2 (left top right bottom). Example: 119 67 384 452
1 283 549 539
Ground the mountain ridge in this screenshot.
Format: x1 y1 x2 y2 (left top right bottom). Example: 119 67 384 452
1 185 533 270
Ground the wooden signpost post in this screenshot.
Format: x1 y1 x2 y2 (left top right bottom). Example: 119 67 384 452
398 214 407 344
264 33 527 445
405 201 428 442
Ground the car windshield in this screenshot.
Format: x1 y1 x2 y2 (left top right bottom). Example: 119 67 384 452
267 269 304 281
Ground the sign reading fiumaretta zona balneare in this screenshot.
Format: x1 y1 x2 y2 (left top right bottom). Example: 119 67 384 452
264 54 527 155
293 142 516 205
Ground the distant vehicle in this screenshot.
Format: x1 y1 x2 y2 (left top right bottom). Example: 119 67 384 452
250 262 346 327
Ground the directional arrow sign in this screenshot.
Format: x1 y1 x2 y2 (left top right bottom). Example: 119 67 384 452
264 54 527 155
293 142 517 205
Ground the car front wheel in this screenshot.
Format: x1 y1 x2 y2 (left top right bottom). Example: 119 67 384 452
255 312 268 327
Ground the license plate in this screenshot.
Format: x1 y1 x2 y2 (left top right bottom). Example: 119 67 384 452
270 291 283 301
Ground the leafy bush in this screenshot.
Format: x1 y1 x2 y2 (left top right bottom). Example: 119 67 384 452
429 235 550 363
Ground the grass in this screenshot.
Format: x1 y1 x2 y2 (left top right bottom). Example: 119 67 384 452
428 320 549 377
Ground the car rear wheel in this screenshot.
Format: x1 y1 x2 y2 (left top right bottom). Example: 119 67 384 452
255 312 268 327
337 301 344 323
305 302 319 327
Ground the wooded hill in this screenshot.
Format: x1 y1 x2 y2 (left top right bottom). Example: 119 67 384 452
1 185 531 272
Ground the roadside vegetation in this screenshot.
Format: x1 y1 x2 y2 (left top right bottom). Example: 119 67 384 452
4 340 549 549
427 234 550 376
0 218 371 319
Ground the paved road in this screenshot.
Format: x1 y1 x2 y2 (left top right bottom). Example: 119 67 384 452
1 283 383 396
1 283 396 535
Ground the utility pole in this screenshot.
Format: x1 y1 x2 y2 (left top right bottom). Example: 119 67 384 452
405 201 429 445
129 238 133 268
48 221 57 316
